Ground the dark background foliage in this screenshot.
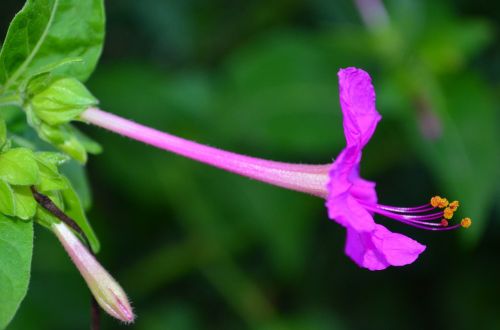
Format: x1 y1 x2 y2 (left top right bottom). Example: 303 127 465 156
2 0 499 329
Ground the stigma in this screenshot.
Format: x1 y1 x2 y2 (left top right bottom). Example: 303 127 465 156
360 195 472 231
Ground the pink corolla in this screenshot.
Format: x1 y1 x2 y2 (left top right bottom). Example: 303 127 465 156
80 67 470 271
327 68 423 270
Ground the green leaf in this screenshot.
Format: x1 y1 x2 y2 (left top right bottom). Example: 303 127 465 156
61 177 100 253
0 180 16 216
12 186 37 220
0 0 105 91
25 57 85 88
0 148 39 186
0 214 33 329
30 77 98 126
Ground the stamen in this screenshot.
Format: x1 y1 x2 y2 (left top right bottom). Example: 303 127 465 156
396 218 461 231
363 204 443 228
443 207 454 220
460 218 472 229
430 196 449 208
449 201 459 212
359 196 466 231
377 204 434 213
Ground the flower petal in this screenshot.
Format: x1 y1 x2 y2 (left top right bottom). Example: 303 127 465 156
327 193 376 232
344 224 426 270
345 226 388 270
327 147 375 232
371 225 426 266
349 166 378 205
338 67 381 148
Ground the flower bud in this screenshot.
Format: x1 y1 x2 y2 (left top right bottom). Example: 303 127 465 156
52 222 134 323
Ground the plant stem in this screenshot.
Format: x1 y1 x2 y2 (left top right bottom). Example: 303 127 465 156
91 297 101 330
81 108 330 197
0 92 22 107
31 186 92 248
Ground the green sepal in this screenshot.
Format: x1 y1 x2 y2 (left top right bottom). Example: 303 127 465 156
38 122 66 144
58 131 88 164
36 123 88 163
30 77 98 126
73 128 103 155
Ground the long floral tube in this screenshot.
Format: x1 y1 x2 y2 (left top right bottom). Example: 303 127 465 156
81 107 330 197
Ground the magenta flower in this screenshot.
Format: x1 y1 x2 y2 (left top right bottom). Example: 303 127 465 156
326 68 424 270
80 67 470 271
325 68 470 270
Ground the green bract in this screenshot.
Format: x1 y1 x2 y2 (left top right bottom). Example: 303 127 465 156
25 77 101 163
35 122 91 163
30 77 98 126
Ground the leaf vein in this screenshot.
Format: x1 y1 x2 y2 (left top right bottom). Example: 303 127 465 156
4 0 60 89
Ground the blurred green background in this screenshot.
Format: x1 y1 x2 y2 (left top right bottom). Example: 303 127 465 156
2 0 500 329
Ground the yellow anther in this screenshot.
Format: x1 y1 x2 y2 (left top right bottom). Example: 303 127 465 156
443 207 454 219
449 200 459 212
439 198 449 208
430 196 440 207
461 218 472 229
430 196 449 208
